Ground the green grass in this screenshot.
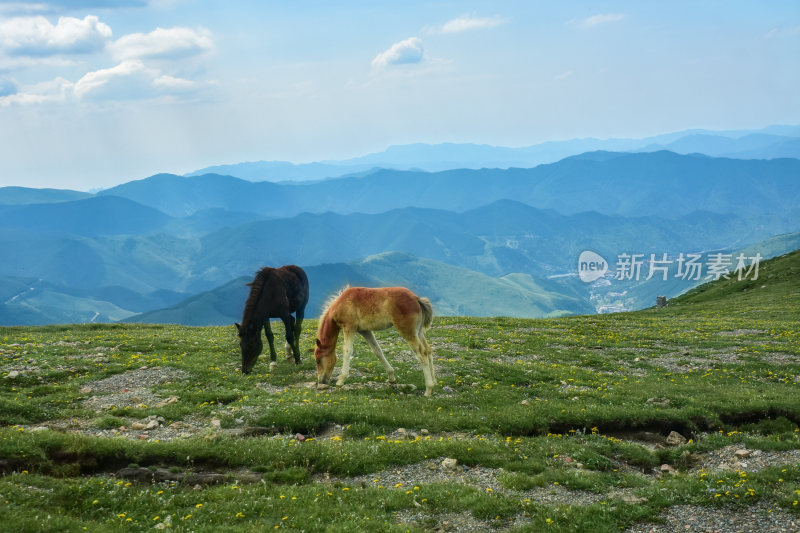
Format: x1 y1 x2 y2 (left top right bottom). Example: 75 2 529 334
0 251 798 531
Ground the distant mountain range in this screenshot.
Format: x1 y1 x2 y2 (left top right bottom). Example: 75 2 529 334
1 130 799 326
96 151 800 220
186 125 800 182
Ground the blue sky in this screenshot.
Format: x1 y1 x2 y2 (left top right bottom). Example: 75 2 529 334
1 1 798 190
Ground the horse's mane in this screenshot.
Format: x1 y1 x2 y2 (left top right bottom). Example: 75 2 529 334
317 285 349 333
241 268 271 327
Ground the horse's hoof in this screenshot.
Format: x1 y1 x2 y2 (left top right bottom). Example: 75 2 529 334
317 383 330 390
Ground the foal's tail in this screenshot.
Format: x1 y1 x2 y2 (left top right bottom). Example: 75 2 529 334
418 297 434 330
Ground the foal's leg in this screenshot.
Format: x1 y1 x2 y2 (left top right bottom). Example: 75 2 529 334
281 315 298 364
264 321 278 370
359 330 396 384
336 328 356 387
398 325 435 396
419 329 436 393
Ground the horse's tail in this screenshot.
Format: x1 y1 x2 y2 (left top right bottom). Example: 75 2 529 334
418 297 434 330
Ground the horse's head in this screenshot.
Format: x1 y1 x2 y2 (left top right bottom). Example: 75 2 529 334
235 322 262 374
314 338 336 385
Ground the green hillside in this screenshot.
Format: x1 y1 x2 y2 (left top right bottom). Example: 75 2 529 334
666 248 800 317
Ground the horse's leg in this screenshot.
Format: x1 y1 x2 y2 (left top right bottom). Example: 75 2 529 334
264 321 278 371
336 328 356 387
291 309 304 364
418 328 436 394
398 325 435 396
359 330 396 384
281 315 298 364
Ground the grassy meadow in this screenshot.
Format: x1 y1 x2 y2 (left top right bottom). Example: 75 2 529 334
0 251 798 531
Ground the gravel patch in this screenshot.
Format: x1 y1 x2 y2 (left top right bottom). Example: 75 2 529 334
625 502 799 533
84 366 190 393
690 445 800 474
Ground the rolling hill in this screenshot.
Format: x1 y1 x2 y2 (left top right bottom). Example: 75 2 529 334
666 247 800 318
0 195 173 236
0 186 91 205
126 251 592 325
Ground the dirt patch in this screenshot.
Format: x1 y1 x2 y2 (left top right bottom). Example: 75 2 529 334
84 366 190 393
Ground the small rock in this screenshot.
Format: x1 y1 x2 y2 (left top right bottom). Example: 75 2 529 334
153 396 178 408
4 371 20 379
169 421 190 429
734 449 751 459
520 399 530 405
397 428 408 439
660 464 676 475
420 429 429 435
295 433 306 442
441 457 458 470
210 418 222 428
666 431 687 446
131 422 147 430
317 383 330 391
621 493 648 505
646 397 671 406
79 386 92 394
145 420 159 430
441 386 454 392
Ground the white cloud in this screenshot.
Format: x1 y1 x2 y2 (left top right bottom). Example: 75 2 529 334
73 59 148 98
0 76 72 106
153 73 197 91
73 59 200 99
371 37 424 68
0 15 112 56
0 59 202 106
576 13 625 29
110 26 213 61
438 15 506 34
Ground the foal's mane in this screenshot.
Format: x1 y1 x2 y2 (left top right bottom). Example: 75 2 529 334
241 268 270 328
317 285 349 329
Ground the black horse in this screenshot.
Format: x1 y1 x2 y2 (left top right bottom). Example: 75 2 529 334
235 265 309 374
